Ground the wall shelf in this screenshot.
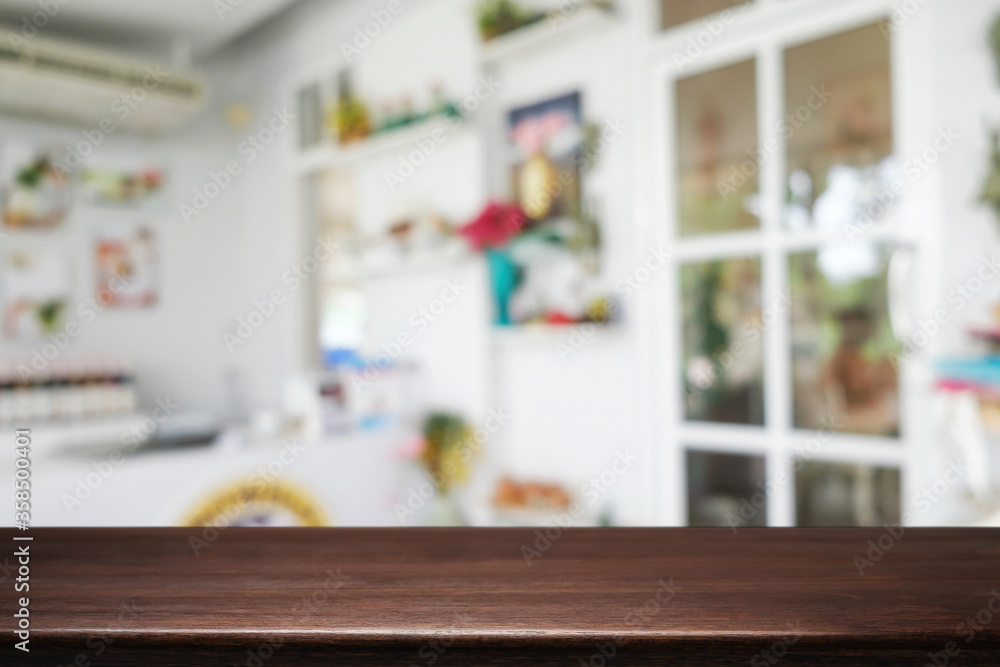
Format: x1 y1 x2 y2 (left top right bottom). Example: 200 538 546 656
322 251 476 283
489 323 621 346
479 4 615 64
294 115 463 174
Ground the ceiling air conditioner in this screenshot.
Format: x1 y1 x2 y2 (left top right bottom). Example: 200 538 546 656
0 28 207 135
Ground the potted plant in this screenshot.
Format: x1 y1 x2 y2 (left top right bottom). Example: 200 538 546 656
475 0 544 41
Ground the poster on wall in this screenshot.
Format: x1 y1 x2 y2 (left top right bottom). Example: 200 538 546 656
79 153 166 209
506 91 583 222
0 140 72 230
94 223 159 308
0 248 71 339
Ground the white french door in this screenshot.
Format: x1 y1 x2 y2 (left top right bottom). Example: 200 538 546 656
636 0 939 527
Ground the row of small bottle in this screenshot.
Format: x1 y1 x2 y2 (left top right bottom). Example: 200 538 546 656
0 356 138 425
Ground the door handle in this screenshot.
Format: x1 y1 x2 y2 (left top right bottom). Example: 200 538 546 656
887 244 917 344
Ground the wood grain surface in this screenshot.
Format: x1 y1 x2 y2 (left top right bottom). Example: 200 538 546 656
3 527 999 665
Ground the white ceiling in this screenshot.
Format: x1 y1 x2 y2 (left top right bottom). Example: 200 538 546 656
0 0 300 60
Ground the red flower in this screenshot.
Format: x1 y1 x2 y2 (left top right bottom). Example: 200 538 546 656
141 168 163 189
458 201 528 250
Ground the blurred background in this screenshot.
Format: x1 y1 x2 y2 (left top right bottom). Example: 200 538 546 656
1 0 999 529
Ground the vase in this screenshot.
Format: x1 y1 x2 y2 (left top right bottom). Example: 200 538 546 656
486 247 520 326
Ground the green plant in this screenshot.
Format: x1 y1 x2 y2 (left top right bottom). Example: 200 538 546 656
16 158 48 189
335 71 371 144
990 13 1000 86
981 18 1000 220
981 128 1000 218
335 96 371 143
476 0 542 40
36 301 63 333
420 413 473 494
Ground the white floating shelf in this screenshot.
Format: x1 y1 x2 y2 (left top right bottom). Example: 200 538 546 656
480 4 615 64
17 413 149 455
321 251 476 283
294 116 462 174
361 251 476 280
489 323 622 345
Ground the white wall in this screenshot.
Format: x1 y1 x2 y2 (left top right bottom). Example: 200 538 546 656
927 0 1000 342
0 77 248 419
900 0 1000 514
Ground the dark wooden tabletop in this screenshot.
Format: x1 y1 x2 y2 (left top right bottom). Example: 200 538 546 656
4 527 999 665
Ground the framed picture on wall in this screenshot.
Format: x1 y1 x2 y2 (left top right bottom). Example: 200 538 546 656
506 91 583 223
0 248 71 339
94 223 159 309
78 153 166 209
0 140 72 230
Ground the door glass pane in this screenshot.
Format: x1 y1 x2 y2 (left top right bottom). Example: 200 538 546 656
789 246 899 436
784 23 894 233
796 461 900 526
676 59 760 236
687 450 767 527
682 257 764 425
661 0 751 30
